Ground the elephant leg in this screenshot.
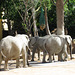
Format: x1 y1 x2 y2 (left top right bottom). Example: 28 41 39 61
22 49 28 68
22 54 28 68
27 49 31 60
64 50 69 61
37 48 40 60
27 50 30 66
58 51 64 61
0 53 2 69
49 54 52 63
42 51 47 63
4 60 9 71
32 46 37 61
58 49 68 61
63 44 69 61
69 45 72 59
0 61 2 69
47 54 55 61
16 57 20 68
53 54 55 60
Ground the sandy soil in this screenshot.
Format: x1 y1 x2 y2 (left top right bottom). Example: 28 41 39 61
0 54 75 75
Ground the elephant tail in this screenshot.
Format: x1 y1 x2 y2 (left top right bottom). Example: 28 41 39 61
0 40 7 58
1 51 7 58
0 49 7 58
43 40 48 53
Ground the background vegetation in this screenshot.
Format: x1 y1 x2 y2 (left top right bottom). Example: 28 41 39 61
0 0 75 38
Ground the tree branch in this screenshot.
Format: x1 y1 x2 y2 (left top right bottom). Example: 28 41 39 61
12 0 24 21
64 0 69 5
35 6 41 12
27 7 32 12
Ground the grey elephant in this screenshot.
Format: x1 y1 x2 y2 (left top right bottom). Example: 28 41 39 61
44 35 72 62
29 34 72 63
58 35 73 59
29 35 50 62
0 34 29 71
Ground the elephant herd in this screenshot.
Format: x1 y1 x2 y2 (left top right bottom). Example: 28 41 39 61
0 34 73 71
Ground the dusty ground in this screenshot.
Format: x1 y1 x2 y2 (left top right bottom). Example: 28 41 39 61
0 54 75 75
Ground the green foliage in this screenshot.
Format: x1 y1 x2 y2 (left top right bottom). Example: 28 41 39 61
0 0 75 37
64 0 75 27
47 5 56 31
64 0 75 38
40 0 51 8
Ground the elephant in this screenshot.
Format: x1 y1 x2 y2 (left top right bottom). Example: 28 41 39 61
29 34 72 63
29 35 50 62
58 35 73 60
44 35 73 62
0 34 29 71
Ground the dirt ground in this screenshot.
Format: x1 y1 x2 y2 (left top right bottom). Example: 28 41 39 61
0 54 75 75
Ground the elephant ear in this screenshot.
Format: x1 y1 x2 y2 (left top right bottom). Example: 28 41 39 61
25 35 29 41
65 36 72 45
30 37 36 46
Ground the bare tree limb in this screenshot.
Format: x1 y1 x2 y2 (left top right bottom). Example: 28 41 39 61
23 0 28 23
64 0 69 5
35 6 41 12
27 7 32 12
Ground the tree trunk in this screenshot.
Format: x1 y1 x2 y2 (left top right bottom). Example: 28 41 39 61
32 7 38 36
56 0 64 35
44 4 51 35
31 0 38 36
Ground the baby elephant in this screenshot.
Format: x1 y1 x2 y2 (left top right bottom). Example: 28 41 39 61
0 34 29 71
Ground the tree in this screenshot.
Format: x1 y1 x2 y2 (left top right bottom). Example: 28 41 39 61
51 0 75 36
40 0 51 35
44 3 51 35
65 0 75 38
31 0 39 36
0 0 74 37
51 0 69 35
56 0 64 35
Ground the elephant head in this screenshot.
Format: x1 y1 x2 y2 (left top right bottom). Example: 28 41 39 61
65 35 72 59
29 37 37 48
58 35 73 59
65 35 72 45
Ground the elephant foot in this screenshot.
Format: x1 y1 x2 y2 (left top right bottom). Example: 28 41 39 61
4 68 9 71
64 58 69 61
0 69 1 71
58 59 64 61
38 58 40 61
23 65 28 68
71 57 74 59
31 59 34 61
28 65 32 67
49 60 52 63
16 66 20 68
42 60 46 63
